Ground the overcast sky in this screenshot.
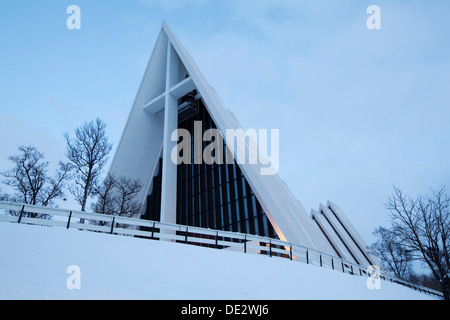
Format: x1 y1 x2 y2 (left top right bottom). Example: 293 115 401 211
0 1 449 243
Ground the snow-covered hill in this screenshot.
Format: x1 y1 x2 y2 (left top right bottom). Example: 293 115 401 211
0 222 436 300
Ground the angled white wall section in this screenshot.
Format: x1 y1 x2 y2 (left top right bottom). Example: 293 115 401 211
311 209 351 261
311 201 381 267
320 204 365 265
108 29 169 205
327 201 381 267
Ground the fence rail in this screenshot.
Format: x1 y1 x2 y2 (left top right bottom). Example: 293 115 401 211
0 201 443 298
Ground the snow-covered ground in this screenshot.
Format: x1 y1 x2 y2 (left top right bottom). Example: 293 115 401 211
0 222 437 300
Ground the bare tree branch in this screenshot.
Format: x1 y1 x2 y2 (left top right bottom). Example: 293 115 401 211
371 226 414 280
91 175 143 228
64 118 112 215
384 186 450 300
1 146 71 216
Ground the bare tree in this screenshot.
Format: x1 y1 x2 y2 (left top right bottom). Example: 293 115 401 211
1 145 71 216
91 174 143 227
385 186 450 300
114 176 143 218
0 189 11 202
371 226 414 280
91 173 116 223
92 175 143 217
409 273 441 292
64 118 112 216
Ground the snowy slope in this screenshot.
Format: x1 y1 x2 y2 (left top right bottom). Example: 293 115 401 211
0 222 436 300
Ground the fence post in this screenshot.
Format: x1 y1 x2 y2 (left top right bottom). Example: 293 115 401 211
244 235 247 253
331 257 334 270
269 239 272 257
185 227 189 244
320 254 322 267
66 211 72 229
110 217 115 234
151 222 156 238
289 244 293 261
17 205 25 224
341 261 345 273
215 230 219 248
306 249 309 264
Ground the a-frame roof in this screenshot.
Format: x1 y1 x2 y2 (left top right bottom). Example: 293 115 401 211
109 22 335 254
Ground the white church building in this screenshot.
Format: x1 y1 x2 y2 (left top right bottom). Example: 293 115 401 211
108 22 380 268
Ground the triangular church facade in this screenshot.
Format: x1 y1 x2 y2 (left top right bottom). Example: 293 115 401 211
108 22 380 268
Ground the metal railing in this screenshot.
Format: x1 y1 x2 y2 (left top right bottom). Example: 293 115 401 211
0 201 443 298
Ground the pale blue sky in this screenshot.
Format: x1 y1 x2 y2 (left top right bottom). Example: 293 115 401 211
0 1 449 243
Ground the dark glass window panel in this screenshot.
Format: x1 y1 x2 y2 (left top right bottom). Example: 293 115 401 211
143 100 278 241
